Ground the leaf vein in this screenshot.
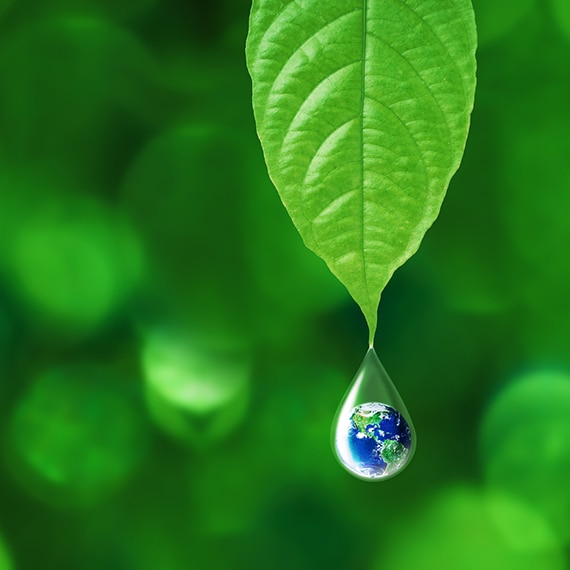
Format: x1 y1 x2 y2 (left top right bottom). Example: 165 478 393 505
302 117 357 186
366 30 453 162
392 1 468 128
278 60 360 157
261 8 361 107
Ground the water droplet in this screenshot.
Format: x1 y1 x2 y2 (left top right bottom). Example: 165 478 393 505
332 347 416 481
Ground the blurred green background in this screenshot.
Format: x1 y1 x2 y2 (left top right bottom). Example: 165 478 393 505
0 0 569 568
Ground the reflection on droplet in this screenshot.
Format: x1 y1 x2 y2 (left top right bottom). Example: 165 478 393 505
142 326 251 445
332 348 415 481
8 364 149 507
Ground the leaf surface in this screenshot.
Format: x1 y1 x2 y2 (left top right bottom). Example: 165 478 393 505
246 0 477 343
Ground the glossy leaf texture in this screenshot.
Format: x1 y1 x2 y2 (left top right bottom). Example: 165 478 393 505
246 0 477 343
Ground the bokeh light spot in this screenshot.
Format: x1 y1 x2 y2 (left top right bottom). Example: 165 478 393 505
550 0 570 41
480 370 570 541
142 326 251 445
6 195 144 331
0 534 12 570
9 364 149 506
376 487 564 570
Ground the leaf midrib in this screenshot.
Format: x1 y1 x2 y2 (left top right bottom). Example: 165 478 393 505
359 0 371 318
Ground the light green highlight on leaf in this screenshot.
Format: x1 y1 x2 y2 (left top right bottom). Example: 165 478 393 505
247 0 477 343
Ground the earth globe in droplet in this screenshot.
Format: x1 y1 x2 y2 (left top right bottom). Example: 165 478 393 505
346 402 412 478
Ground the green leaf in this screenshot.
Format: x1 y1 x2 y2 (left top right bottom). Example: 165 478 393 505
246 0 477 343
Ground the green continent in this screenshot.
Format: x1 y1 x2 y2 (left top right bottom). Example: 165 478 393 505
351 409 387 435
381 440 406 464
